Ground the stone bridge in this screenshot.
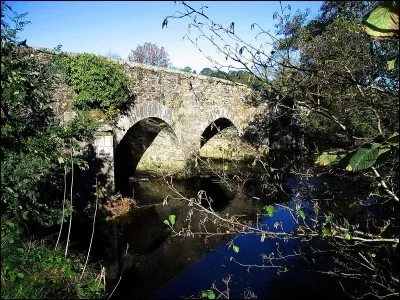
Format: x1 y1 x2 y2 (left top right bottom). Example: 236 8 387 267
48 51 267 193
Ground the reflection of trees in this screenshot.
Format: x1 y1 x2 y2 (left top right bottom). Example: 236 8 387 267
98 180 259 298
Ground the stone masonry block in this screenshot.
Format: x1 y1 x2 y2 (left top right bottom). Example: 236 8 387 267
97 146 113 157
104 135 113 147
94 136 105 147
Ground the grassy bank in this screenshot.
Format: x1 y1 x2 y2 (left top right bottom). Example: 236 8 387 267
1 219 106 299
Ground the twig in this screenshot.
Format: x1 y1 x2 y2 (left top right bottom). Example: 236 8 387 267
65 139 74 257
108 243 130 299
80 177 99 279
371 166 399 202
55 163 67 250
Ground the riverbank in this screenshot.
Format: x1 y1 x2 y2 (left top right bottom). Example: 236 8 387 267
1 218 106 299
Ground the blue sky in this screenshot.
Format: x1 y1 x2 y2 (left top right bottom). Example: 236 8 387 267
9 1 322 72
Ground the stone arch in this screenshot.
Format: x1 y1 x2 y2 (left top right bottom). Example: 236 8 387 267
114 101 181 145
198 107 259 160
196 107 243 146
114 116 183 195
200 118 235 148
205 107 243 135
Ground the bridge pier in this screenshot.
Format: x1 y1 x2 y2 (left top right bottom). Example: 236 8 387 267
93 125 115 192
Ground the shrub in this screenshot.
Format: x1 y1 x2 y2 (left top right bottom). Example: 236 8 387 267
62 53 135 118
1 219 105 299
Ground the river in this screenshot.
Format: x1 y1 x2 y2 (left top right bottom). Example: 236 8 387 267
69 158 368 299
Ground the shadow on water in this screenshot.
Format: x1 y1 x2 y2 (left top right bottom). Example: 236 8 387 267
84 163 265 299
64 158 376 299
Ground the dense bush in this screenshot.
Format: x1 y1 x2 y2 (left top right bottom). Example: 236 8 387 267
62 53 135 118
1 3 104 299
1 218 104 299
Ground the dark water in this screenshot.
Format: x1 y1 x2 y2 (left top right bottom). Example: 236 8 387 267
72 160 367 299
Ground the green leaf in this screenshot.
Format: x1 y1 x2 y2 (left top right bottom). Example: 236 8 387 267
362 1 399 40
16 272 25 279
168 214 176 226
57 156 65 164
5 187 14 194
315 152 339 166
386 132 399 145
201 290 216 299
346 145 379 171
338 150 355 169
344 233 351 240
163 220 170 226
325 215 333 224
387 57 397 71
233 245 240 253
298 210 306 220
223 163 228 171
264 205 275 217
322 227 331 237
22 211 29 220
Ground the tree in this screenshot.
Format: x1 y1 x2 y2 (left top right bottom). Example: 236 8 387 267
199 67 214 76
162 1 399 298
181 66 196 73
199 67 263 88
128 42 171 67
1 1 98 226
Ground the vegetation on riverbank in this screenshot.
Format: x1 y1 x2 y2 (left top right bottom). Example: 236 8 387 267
0 2 134 298
1 219 105 299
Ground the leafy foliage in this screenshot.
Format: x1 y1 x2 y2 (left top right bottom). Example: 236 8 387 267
271 1 399 150
1 4 105 298
169 214 176 226
315 152 341 166
0 1 30 44
163 1 399 298
1 219 105 299
315 132 398 171
263 205 276 217
362 1 399 39
1 2 99 226
201 289 216 299
179 66 197 73
62 53 135 118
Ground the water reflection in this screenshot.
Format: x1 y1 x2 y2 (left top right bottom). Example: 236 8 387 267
98 172 263 299
97 167 365 299
152 177 354 299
